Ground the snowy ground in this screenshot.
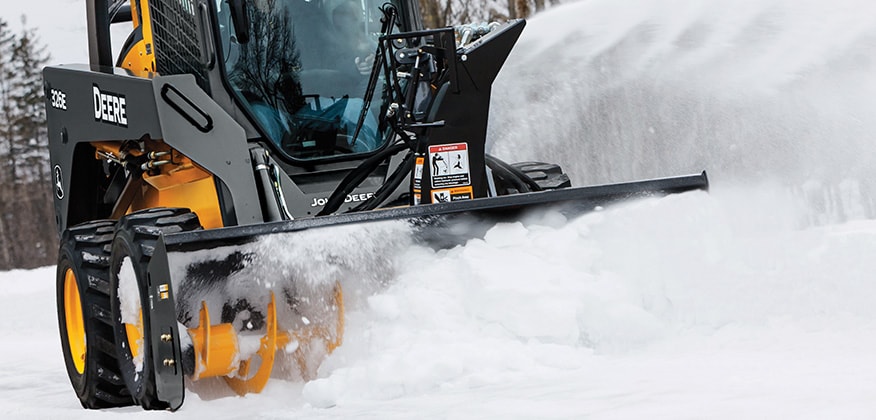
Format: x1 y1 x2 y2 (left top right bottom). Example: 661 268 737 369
3 0 876 418
4 193 876 419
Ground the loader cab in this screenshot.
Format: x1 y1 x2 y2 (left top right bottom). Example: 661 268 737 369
213 0 408 162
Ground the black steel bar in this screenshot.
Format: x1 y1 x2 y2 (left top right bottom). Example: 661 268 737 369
86 0 113 68
165 171 709 249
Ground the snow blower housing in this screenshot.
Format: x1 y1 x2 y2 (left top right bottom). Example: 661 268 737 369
45 0 708 411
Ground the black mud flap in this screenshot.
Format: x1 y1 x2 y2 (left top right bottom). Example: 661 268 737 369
145 239 186 411
144 171 707 408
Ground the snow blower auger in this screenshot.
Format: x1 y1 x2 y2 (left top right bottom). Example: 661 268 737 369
45 0 708 411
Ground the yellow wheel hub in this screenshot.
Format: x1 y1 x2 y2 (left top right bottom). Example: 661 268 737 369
63 268 87 375
125 310 144 365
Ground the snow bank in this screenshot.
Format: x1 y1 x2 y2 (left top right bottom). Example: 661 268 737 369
301 188 876 414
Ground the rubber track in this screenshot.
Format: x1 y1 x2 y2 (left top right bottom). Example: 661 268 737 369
511 161 572 190
64 220 133 408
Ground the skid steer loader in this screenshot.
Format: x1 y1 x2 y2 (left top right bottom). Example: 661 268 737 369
45 0 708 411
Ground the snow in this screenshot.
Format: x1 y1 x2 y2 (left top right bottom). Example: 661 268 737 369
118 256 144 373
490 0 876 224
5 200 876 418
3 0 876 418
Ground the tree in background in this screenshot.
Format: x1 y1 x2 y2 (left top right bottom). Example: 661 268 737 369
12 23 51 184
0 19 15 184
0 18 13 268
0 16 52 270
418 0 561 29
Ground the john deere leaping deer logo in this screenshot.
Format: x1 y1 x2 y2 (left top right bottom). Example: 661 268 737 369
53 165 64 199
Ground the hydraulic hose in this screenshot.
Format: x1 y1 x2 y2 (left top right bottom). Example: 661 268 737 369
316 142 410 216
349 150 416 212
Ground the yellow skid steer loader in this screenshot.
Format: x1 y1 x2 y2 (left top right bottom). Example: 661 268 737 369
45 0 708 411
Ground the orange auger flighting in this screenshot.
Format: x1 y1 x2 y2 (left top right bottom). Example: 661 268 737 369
46 0 707 411
186 287 343 393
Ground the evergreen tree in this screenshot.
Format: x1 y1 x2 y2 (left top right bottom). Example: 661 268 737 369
0 18 15 184
11 20 53 264
0 17 13 268
0 16 54 269
11 21 50 185
418 0 560 28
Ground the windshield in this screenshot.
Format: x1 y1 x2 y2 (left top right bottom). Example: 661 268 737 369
215 0 395 160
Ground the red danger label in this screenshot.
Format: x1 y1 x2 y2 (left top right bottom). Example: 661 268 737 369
429 143 470 189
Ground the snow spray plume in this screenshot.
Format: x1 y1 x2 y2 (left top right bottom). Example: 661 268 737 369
490 0 876 225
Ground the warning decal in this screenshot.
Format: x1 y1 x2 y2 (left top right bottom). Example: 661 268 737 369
412 156 425 205
413 156 424 191
429 143 470 188
431 186 473 203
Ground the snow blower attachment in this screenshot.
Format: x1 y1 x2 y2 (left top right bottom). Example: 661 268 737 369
45 0 708 411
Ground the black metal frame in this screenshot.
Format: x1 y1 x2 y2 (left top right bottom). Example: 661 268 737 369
87 0 114 68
